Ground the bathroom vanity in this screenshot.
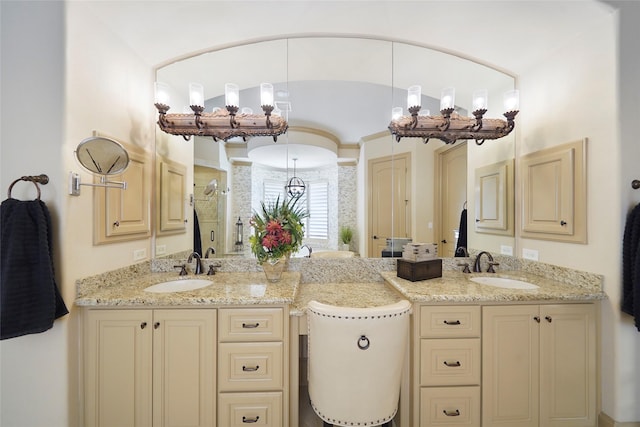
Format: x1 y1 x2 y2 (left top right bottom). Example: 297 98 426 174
76 259 604 427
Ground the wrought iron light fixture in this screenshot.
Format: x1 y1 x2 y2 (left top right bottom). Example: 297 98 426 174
286 158 306 198
154 82 288 142
388 86 519 145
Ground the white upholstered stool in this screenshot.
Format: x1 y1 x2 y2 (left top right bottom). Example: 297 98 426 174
307 299 412 427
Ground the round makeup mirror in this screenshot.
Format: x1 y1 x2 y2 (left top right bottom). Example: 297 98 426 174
69 136 130 196
74 136 130 176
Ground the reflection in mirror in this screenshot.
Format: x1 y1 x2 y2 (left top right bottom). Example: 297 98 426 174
154 37 516 259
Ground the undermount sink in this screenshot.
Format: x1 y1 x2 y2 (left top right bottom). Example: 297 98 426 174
470 276 539 290
144 279 213 293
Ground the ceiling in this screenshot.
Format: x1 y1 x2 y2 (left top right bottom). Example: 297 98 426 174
73 1 616 168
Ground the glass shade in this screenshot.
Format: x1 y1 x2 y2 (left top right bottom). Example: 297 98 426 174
407 85 421 108
189 82 204 107
391 107 403 120
260 83 274 107
472 89 488 111
225 83 240 107
241 107 253 115
504 89 520 111
440 87 456 110
154 82 171 105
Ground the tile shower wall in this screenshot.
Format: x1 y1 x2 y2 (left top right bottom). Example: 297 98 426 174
338 163 358 253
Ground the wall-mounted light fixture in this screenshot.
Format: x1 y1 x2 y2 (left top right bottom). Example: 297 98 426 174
235 216 244 251
388 86 519 145
154 81 288 142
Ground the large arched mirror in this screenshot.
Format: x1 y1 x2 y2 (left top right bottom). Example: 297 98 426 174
154 36 516 259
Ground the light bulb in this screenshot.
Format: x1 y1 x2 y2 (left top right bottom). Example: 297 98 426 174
260 83 274 107
440 87 455 110
225 83 239 107
407 85 421 108
189 82 204 107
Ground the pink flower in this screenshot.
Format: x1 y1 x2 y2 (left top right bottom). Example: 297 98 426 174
280 231 292 245
266 220 283 233
262 234 278 249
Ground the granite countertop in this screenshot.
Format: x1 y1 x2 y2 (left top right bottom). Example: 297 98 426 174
76 271 300 307
382 270 607 303
289 282 406 316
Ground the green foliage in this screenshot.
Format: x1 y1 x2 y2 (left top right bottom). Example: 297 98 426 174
249 196 308 264
339 225 354 244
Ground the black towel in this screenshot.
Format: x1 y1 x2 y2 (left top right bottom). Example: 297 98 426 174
455 208 468 257
1 198 68 340
193 209 202 257
622 203 640 331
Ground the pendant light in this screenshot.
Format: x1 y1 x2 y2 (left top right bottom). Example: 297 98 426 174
286 158 306 198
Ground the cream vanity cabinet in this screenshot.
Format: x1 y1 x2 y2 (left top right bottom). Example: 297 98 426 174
415 305 482 426
217 307 287 427
482 304 597 427
83 309 216 427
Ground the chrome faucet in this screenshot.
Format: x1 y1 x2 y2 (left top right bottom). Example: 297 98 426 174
473 251 499 273
204 247 216 258
187 252 204 275
301 244 313 258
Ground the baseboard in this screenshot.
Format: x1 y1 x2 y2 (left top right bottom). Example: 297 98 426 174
600 412 640 427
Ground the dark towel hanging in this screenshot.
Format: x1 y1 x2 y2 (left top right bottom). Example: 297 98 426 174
193 209 202 257
622 203 640 331
455 208 468 257
1 198 68 340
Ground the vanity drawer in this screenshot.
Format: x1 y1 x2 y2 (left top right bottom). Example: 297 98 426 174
218 342 283 392
218 391 282 427
218 307 284 342
420 338 480 386
420 386 480 426
420 306 481 338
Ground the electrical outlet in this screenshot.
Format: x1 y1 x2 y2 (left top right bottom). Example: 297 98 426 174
156 245 166 256
500 245 513 256
133 248 147 261
522 248 539 261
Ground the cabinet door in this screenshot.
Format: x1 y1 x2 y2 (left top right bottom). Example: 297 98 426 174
84 310 153 427
94 146 152 244
482 305 539 427
540 304 596 427
157 157 187 234
152 309 216 427
520 139 586 243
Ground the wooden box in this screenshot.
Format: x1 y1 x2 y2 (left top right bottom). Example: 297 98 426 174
397 258 443 282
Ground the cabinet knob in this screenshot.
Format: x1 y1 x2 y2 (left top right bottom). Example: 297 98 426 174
443 409 460 417
140 322 147 329
534 316 540 323
242 416 260 423
545 316 553 323
154 322 160 329
113 221 120 227
560 220 567 226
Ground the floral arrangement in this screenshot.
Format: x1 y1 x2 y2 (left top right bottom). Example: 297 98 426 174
249 196 308 264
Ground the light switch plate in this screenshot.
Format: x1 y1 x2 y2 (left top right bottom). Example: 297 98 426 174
156 245 167 256
522 248 539 261
500 245 513 256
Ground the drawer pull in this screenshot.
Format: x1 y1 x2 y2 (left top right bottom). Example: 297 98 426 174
443 409 460 417
443 320 461 325
242 322 260 329
242 365 260 372
242 416 260 423
443 360 461 367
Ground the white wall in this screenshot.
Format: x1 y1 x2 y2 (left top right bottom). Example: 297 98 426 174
1 2 155 426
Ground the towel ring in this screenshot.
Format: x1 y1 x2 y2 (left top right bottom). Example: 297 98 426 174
7 174 49 200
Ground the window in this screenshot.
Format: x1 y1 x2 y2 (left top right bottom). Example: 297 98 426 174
263 179 328 240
